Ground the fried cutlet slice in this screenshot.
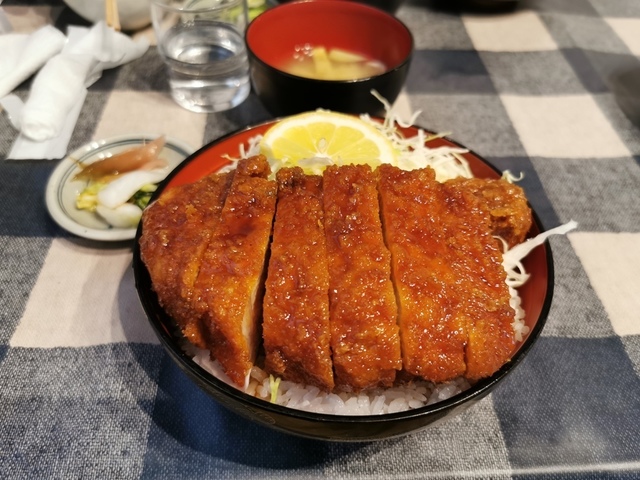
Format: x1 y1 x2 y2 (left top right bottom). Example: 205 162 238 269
139 171 233 349
378 165 516 382
443 180 516 380
445 177 532 248
194 155 277 388
323 164 401 391
377 164 468 383
262 167 334 391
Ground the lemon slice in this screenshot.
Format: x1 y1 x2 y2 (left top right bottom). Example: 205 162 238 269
259 110 397 175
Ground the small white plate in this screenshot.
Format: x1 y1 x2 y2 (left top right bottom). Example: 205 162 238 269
45 134 195 241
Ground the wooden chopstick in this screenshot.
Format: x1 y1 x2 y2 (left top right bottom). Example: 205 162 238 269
105 0 121 32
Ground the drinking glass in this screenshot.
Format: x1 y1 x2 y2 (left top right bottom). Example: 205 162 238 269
151 0 251 113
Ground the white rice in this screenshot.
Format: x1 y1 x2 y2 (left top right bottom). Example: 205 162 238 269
190 344 473 415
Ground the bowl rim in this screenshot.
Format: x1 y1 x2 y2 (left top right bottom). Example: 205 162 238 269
133 118 554 426
245 0 415 84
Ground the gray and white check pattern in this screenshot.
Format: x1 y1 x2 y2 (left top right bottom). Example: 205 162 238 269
1 0 639 478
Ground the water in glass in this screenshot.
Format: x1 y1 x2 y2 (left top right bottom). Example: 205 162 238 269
161 20 250 113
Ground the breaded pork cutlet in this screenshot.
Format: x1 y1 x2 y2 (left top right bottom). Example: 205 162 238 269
194 155 277 388
323 164 402 391
139 171 233 348
377 164 468 383
445 177 532 248
262 167 334 391
378 165 516 382
442 180 517 380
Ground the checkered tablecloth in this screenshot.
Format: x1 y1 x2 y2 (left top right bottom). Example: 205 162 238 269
1 0 639 478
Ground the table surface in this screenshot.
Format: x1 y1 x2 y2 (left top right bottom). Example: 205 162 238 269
1 0 640 478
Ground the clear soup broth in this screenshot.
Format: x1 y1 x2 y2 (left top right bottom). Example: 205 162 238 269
281 45 387 81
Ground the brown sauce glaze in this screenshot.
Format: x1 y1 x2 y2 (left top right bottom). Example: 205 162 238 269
323 164 402 391
262 167 334 391
139 170 233 349
193 155 277 388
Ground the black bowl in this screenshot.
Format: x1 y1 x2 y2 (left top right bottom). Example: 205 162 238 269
133 120 554 442
278 0 407 14
245 0 413 117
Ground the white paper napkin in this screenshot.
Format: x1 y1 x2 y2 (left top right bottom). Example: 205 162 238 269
0 25 66 99
5 21 149 160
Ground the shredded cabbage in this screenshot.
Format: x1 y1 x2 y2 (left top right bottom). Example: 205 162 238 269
361 90 473 181
501 170 524 183
502 220 579 288
496 220 578 340
269 374 281 404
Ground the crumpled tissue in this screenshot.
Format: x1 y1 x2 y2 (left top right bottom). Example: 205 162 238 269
0 25 66 99
1 21 149 160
